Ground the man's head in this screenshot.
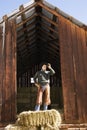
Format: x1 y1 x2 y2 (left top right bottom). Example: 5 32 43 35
41 64 47 71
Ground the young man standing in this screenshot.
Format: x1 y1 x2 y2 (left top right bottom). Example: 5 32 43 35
34 63 55 111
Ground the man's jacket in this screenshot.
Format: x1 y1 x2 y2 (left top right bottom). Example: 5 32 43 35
34 67 55 86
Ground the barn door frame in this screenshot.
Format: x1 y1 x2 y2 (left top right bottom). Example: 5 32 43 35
0 18 17 123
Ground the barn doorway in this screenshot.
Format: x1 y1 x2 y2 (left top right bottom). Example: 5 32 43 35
16 1 63 113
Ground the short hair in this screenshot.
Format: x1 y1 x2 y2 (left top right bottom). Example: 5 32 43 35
40 62 47 69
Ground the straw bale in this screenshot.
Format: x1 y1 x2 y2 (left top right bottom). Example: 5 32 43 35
5 124 60 130
5 124 38 130
5 124 29 130
16 109 62 129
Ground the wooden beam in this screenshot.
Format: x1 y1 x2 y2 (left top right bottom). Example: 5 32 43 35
38 13 58 27
37 31 53 41
50 13 57 35
18 41 37 51
20 49 37 60
46 46 59 55
16 2 37 18
3 15 8 21
35 1 42 44
17 26 36 39
17 20 37 35
16 13 38 28
38 34 59 49
47 42 59 51
17 37 36 49
39 44 59 55
39 21 58 34
19 5 30 55
20 46 37 58
0 2 38 24
38 35 58 44
38 45 59 57
38 27 57 39
18 31 36 43
37 33 59 47
18 39 36 48
17 40 36 55
38 2 59 17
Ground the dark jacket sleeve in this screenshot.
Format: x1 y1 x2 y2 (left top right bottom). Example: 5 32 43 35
49 67 55 75
33 72 38 83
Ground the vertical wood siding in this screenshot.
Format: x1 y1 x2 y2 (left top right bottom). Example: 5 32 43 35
0 19 17 122
0 26 3 122
59 16 87 123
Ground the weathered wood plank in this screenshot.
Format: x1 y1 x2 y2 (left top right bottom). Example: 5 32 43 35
59 16 77 122
80 29 87 121
77 26 84 122
65 20 78 121
1 22 6 122
5 20 13 121
59 14 87 123
59 16 70 121
0 26 3 122
1 19 17 122
74 26 86 122
77 28 87 122
70 24 79 122
10 20 17 121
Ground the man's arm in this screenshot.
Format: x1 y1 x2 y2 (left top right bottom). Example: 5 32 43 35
47 63 55 75
34 72 40 88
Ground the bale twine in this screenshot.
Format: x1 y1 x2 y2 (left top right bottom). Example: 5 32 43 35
16 109 62 130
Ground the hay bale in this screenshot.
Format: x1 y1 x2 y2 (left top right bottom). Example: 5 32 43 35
16 109 62 129
5 124 29 130
5 124 38 130
5 124 59 130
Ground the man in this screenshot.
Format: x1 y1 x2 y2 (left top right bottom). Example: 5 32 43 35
34 63 55 111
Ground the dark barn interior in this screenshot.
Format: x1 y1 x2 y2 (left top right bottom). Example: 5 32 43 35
1 0 87 126
16 0 63 112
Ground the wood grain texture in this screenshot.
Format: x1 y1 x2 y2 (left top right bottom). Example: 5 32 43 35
0 26 3 122
0 19 17 122
59 15 87 123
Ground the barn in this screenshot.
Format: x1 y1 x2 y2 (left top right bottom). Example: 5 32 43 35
0 0 87 128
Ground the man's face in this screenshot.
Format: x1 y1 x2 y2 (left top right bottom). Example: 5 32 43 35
42 64 47 71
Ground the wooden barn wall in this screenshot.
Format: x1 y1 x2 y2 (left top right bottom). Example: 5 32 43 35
59 16 87 123
0 26 3 122
0 19 17 123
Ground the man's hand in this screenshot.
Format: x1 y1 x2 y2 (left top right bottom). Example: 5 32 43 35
35 83 40 88
47 63 51 69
